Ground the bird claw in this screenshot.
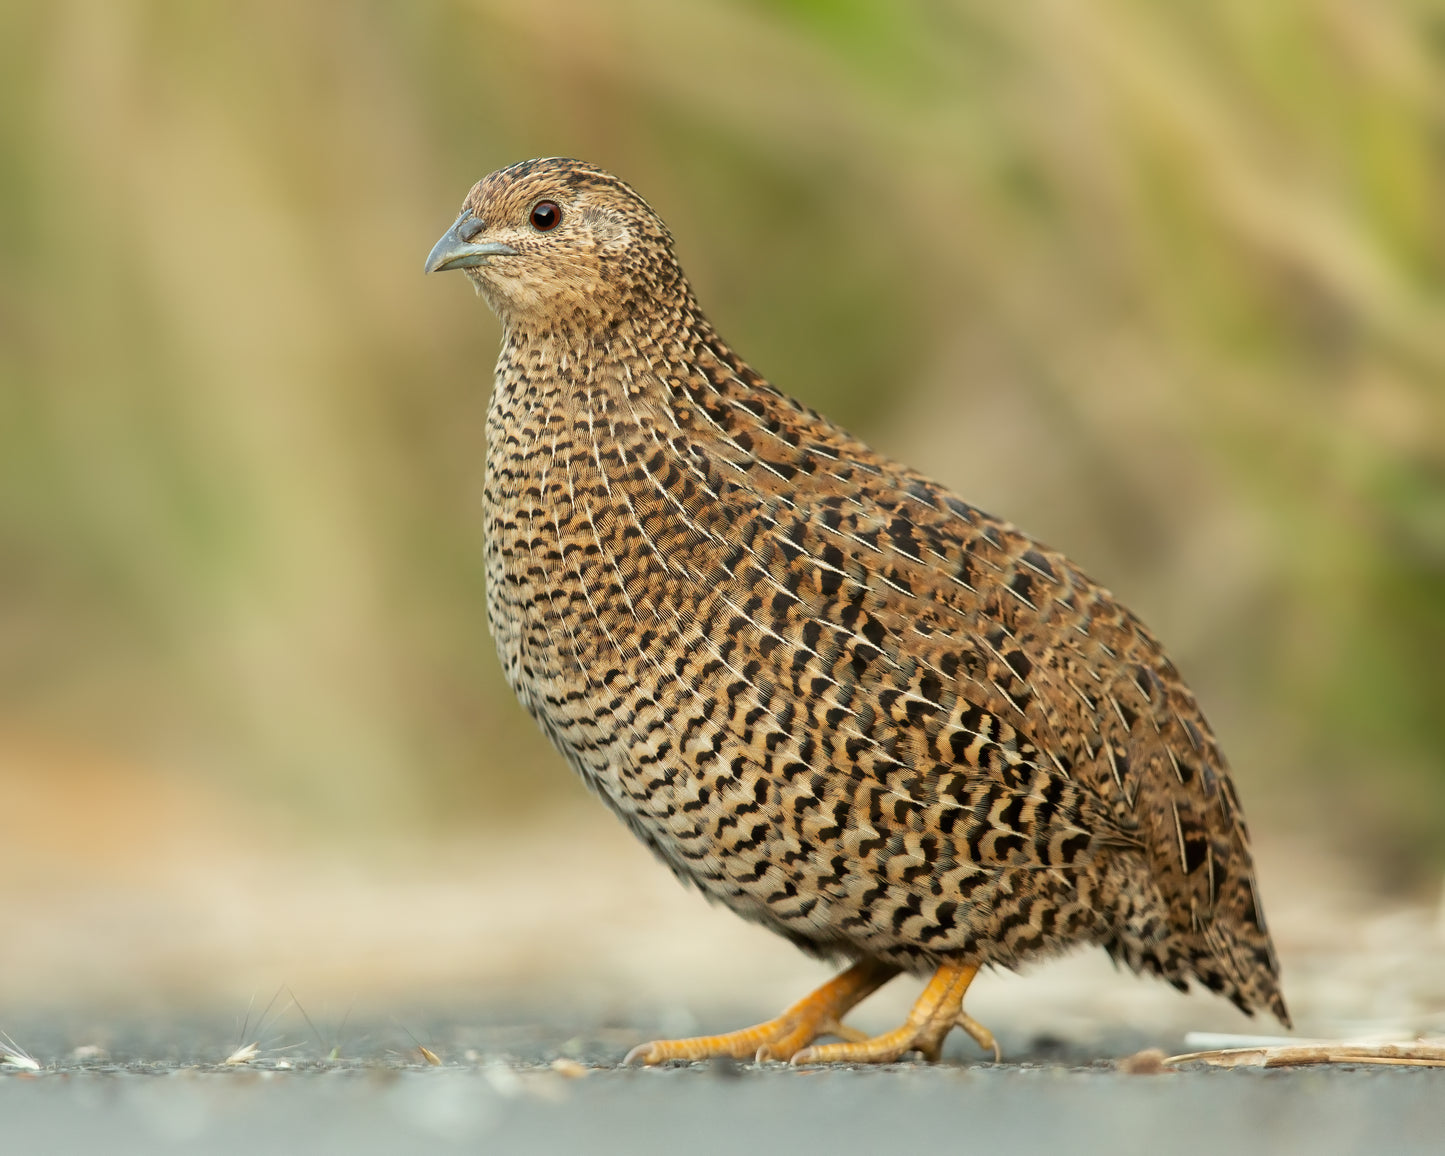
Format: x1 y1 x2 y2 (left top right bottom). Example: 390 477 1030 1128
622 1042 667 1066
626 960 897 1066
957 1010 1003 1063
753 1016 869 1063
790 962 1000 1065
624 960 999 1067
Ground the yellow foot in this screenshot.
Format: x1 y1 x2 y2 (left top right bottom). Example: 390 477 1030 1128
791 962 1002 1065
624 959 899 1065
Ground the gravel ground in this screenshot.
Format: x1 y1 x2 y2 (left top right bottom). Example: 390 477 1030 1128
3 1016 1442 1156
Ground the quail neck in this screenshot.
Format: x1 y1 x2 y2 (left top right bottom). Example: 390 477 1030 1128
425 157 1289 1065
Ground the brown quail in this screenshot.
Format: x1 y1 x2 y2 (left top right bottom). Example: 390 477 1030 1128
425 158 1290 1064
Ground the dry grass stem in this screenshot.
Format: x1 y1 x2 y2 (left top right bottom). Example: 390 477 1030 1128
1167 1041 1445 1069
0 1030 40 1072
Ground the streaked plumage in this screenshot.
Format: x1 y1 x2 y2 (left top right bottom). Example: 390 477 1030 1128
425 157 1289 1063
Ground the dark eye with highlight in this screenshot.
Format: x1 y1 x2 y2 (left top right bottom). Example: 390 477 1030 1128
530 201 562 232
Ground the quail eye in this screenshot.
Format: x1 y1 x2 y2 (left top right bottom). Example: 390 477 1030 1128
529 201 562 232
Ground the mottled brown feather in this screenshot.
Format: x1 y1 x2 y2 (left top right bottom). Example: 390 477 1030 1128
439 157 1288 1026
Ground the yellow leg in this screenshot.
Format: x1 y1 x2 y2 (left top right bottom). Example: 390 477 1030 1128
625 959 899 1065
791 962 1001 1065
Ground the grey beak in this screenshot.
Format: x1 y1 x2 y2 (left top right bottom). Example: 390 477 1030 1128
425 212 518 273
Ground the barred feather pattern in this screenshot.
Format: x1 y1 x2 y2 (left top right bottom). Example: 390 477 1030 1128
452 158 1288 1026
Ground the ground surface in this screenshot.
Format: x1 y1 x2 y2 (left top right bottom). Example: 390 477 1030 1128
5 775 1443 1154
3 1016 1444 1156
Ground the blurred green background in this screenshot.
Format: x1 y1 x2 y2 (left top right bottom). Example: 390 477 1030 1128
1 0 1441 878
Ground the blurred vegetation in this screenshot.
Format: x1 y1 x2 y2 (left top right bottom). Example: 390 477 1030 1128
0 0 1441 868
